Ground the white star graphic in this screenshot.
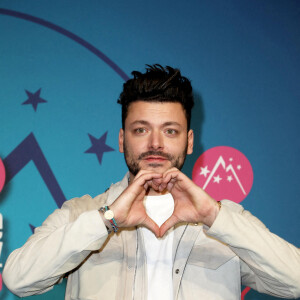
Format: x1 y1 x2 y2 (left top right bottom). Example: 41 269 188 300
237 165 242 170
200 166 210 177
227 175 233 182
229 158 233 162
213 175 222 183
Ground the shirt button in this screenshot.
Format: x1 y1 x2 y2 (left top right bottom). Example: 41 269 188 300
175 269 180 274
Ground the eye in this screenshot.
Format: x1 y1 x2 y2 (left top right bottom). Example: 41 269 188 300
165 128 177 135
134 127 147 134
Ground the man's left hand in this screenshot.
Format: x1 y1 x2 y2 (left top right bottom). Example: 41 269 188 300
159 168 220 237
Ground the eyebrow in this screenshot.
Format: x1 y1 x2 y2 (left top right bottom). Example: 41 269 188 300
129 120 182 127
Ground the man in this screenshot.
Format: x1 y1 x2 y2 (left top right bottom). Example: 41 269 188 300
3 65 300 299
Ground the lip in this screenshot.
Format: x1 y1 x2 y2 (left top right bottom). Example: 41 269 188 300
144 156 168 162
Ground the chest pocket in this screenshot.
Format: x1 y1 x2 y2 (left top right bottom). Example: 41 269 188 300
187 240 236 270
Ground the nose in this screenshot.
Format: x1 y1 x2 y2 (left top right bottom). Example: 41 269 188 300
148 130 164 150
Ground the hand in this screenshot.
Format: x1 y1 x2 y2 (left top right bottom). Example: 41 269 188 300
159 168 220 237
110 170 163 237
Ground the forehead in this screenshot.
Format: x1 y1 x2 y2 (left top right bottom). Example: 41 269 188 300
125 101 187 126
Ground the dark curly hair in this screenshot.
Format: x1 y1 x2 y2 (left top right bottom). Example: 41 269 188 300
117 64 194 130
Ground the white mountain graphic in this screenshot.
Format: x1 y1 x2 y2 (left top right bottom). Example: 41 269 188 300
202 156 246 195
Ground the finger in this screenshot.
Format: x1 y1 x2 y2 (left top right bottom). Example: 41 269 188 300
134 170 162 181
129 173 163 197
158 182 167 192
167 181 174 192
159 215 180 237
152 178 163 185
162 170 180 185
134 169 155 179
161 170 179 192
142 217 160 238
144 182 149 190
144 179 161 191
144 180 158 192
163 167 180 177
163 168 190 183
134 172 163 186
148 179 161 191
163 169 195 192
164 167 179 174
165 178 177 192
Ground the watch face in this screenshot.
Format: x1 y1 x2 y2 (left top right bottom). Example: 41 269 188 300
104 210 114 220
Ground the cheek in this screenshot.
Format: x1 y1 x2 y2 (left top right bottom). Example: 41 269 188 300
129 137 147 150
167 138 184 150
171 140 188 156
125 140 144 157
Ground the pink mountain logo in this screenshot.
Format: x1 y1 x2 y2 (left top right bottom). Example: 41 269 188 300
0 158 5 193
192 146 253 203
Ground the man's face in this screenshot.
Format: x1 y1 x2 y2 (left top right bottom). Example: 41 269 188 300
119 101 193 178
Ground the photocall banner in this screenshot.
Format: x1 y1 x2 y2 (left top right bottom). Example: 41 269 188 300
0 1 299 299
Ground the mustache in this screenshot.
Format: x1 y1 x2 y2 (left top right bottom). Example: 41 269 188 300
138 151 173 160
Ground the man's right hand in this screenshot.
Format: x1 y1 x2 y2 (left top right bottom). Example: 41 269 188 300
109 170 162 237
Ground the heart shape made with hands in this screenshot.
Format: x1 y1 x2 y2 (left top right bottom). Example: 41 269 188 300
144 170 211 237
111 168 217 238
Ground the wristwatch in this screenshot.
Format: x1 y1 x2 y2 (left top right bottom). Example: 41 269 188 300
99 206 118 233
103 209 114 220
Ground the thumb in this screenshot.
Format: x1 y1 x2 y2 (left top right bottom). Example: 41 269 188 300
142 216 160 238
159 215 180 237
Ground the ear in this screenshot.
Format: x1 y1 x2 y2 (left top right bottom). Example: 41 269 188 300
187 129 194 155
119 129 124 153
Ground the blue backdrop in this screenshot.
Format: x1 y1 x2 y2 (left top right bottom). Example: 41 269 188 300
0 1 299 299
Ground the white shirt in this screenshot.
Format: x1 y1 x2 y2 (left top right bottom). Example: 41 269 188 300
141 193 174 300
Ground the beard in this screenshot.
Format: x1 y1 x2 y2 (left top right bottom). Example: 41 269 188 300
123 140 188 176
